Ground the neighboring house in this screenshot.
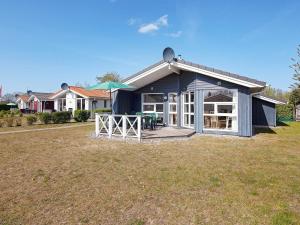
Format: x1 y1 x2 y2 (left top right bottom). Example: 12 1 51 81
112 58 285 137
15 95 29 110
27 92 54 113
50 86 110 114
296 104 300 121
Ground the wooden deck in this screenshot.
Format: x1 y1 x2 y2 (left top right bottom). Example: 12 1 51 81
142 127 195 139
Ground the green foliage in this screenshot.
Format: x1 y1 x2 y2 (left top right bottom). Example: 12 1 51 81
263 86 289 101
0 104 12 111
96 72 121 83
289 88 300 107
93 108 112 114
52 111 72 123
276 104 294 121
38 112 52 124
26 116 37 125
290 44 300 89
74 110 90 122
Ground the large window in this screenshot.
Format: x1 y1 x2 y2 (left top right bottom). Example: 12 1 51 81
168 93 177 126
203 90 238 131
58 98 66 111
76 98 86 110
182 92 194 128
142 93 164 123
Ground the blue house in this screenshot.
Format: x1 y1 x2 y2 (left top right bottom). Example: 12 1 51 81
112 55 285 137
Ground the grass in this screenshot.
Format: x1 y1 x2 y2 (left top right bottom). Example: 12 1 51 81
0 122 299 224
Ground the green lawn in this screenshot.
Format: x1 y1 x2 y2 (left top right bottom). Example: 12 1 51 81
0 122 299 225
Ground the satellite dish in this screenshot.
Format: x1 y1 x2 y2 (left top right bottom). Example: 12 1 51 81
61 83 69 90
27 90 32 96
163 47 175 63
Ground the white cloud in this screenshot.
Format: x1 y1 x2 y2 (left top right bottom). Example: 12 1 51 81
167 30 182 38
138 15 168 34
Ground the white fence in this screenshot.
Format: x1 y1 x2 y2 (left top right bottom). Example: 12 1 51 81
95 113 142 141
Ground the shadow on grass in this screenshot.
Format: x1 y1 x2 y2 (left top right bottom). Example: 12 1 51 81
254 127 277 135
276 121 290 126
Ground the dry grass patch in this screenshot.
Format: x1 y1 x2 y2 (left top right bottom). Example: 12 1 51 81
0 123 300 224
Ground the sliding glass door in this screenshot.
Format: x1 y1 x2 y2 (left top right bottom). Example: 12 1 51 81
168 93 177 126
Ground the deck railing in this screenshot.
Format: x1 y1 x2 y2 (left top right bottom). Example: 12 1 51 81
95 113 141 141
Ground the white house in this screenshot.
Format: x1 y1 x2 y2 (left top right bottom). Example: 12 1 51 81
15 95 29 110
50 86 110 114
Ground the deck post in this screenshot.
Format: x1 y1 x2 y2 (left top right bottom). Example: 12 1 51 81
108 115 113 138
137 115 141 142
95 113 100 137
122 115 127 140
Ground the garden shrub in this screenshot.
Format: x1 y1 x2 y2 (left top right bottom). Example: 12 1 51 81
0 120 4 128
52 111 71 123
38 112 52 124
26 115 37 125
74 110 90 122
276 104 293 121
94 108 112 114
0 104 11 111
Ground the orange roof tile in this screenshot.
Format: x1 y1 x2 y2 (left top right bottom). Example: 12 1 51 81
50 86 110 99
18 95 29 102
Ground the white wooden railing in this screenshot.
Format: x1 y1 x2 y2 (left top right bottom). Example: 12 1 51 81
95 113 141 141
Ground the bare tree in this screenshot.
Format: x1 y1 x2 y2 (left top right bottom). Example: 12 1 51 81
96 72 121 83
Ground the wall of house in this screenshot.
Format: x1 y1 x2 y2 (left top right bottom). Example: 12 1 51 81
252 98 276 127
114 71 253 137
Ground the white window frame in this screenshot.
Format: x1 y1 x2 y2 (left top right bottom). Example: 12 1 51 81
76 98 86 110
58 98 66 111
181 92 195 128
141 93 164 122
203 89 238 132
168 93 178 126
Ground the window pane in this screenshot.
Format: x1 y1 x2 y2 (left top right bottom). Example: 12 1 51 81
169 94 177 103
143 105 154 111
82 99 85 109
190 115 194 125
169 114 177 125
204 116 235 130
157 114 164 124
169 104 176 112
184 114 189 126
144 94 163 103
190 104 194 113
156 104 164 112
184 93 189 103
217 105 232 113
184 104 189 113
204 104 214 114
77 99 81 109
204 90 234 102
190 92 194 102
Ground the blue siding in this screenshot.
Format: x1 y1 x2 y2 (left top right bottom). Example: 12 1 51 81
114 70 254 137
252 98 276 127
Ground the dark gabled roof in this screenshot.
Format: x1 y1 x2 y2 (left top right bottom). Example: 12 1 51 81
123 59 266 87
31 92 53 101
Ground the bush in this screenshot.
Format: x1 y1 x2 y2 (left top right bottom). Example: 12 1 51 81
26 116 37 125
0 104 12 111
52 111 71 124
38 112 52 124
0 120 4 128
74 110 90 122
0 110 7 118
276 104 293 121
94 108 112 114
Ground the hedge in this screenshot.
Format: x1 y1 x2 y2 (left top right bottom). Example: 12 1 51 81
38 112 52 124
0 104 13 111
52 111 72 123
276 104 293 122
94 108 112 114
74 110 90 122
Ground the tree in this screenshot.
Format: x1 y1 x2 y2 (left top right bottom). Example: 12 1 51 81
96 72 121 83
2 93 17 102
290 45 300 89
262 85 289 101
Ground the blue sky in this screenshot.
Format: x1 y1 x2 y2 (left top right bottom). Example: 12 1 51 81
0 0 299 94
